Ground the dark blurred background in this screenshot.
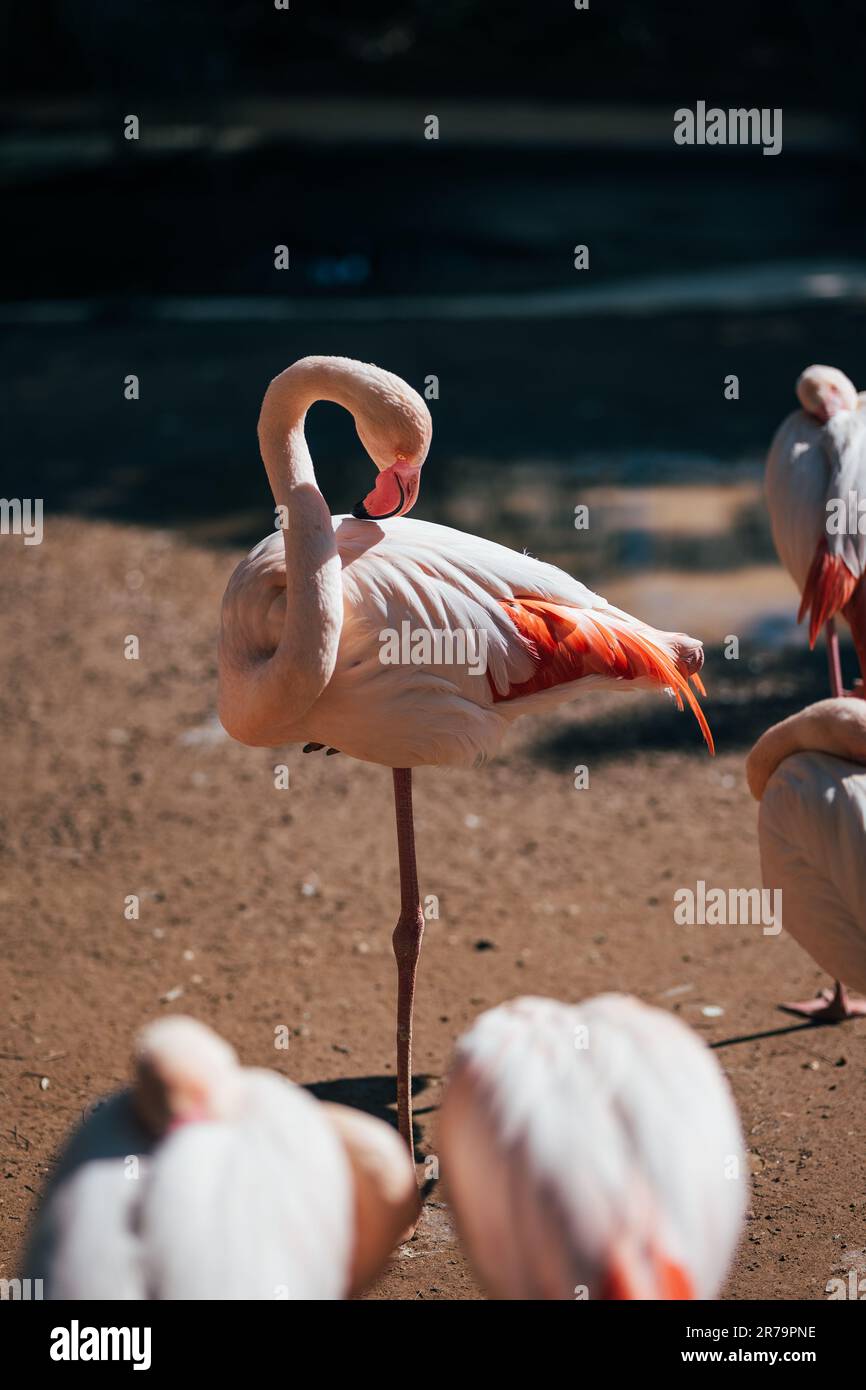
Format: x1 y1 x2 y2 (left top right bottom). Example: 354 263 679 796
3 1 866 649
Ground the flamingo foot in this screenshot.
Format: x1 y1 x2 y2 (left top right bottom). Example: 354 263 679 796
398 1207 423 1244
780 981 866 1021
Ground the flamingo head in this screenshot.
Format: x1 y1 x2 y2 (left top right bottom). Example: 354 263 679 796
351 369 431 521
796 365 858 423
133 1016 243 1136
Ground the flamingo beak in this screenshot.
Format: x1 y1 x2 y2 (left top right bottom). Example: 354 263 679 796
352 463 420 521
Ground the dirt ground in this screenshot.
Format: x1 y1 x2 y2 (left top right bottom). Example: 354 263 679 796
1 517 865 1301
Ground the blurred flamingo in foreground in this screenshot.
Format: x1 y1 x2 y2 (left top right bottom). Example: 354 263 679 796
438 995 746 1299
765 365 866 1017
747 699 866 1019
25 1017 417 1299
218 355 713 1165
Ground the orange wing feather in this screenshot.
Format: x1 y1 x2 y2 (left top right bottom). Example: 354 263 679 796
490 598 714 754
798 537 859 649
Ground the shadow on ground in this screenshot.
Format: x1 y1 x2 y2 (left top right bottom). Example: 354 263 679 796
307 1073 433 1148
526 645 847 766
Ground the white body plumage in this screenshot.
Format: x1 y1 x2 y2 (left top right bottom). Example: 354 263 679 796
25 1017 416 1300
221 514 706 768
438 994 747 1300
748 698 866 995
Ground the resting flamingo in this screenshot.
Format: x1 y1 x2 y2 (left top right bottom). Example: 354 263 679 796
438 994 747 1299
217 355 713 1165
766 363 866 693
25 1017 418 1298
747 698 866 1018
765 364 866 1016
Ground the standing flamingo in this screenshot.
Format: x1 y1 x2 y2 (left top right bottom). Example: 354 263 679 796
766 364 866 693
217 355 713 1165
25 1017 418 1298
765 364 866 1016
438 995 747 1300
746 699 866 1017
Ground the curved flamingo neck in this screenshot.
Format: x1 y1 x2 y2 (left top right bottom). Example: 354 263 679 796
258 356 369 509
747 698 866 800
219 356 427 744
217 361 358 742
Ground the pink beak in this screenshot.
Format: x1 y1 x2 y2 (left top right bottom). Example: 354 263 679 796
352 463 420 521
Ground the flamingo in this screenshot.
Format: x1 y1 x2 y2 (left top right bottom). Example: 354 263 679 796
217 355 713 1167
766 363 866 694
746 698 866 1018
24 1016 418 1299
765 364 866 1016
438 994 747 1300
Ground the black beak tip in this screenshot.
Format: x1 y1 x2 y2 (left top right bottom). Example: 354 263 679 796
351 499 371 520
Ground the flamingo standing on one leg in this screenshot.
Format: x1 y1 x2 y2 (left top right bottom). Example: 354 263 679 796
766 364 866 692
765 364 866 1017
746 699 866 1019
24 1017 419 1298
438 995 747 1299
217 355 713 1167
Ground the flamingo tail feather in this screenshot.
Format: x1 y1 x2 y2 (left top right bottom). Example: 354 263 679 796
492 598 714 754
797 539 859 649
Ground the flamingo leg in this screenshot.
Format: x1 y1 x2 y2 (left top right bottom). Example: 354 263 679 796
391 767 425 1169
781 979 866 1021
825 618 846 698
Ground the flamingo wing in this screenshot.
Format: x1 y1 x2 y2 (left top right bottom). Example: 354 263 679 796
765 406 828 592
336 516 712 751
231 517 712 765
797 411 866 647
28 1073 355 1300
824 407 866 579
767 403 866 651
439 994 747 1300
760 752 866 994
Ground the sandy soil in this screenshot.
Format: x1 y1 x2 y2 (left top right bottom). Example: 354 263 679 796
1 517 864 1301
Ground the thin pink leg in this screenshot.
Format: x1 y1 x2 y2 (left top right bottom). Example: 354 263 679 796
781 979 866 1021
391 768 425 1167
825 617 846 698
811 622 866 1012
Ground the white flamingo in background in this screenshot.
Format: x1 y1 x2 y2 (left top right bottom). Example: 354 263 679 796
765 365 866 1017
218 355 713 1165
438 994 746 1300
25 1017 418 1299
766 364 866 694
747 698 866 1019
